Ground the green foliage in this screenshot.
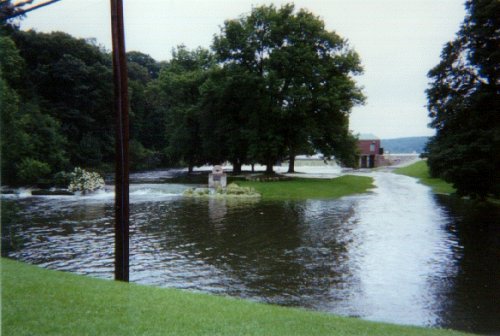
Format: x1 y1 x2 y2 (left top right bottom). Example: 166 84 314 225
127 51 161 79
77 132 103 167
158 46 214 171
0 35 24 85
10 30 114 167
2 6 364 185
319 129 360 168
0 76 27 183
213 4 364 172
52 171 72 188
1 30 166 185
199 65 260 171
1 35 68 185
426 130 497 198
425 0 500 199
126 51 166 159
129 139 159 171
16 158 51 185
137 81 169 152
0 86 68 185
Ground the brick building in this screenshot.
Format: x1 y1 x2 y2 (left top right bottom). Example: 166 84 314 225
357 133 384 168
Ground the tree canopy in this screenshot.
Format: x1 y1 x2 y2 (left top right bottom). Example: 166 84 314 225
159 46 214 172
1 3 365 186
0 28 165 185
212 4 364 173
425 0 499 198
0 34 68 185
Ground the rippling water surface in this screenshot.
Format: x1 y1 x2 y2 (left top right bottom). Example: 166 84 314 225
2 172 499 334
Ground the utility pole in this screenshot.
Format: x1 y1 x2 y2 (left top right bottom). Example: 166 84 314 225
2 0 131 282
110 0 129 282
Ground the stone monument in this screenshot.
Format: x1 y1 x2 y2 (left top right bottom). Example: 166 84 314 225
208 165 227 188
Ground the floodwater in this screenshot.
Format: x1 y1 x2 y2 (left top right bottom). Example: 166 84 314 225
2 172 499 334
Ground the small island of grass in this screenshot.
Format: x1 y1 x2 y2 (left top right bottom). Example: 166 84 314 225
237 175 374 200
183 183 260 198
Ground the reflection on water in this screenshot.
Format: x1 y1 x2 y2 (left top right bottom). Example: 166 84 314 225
432 196 500 334
345 174 459 327
2 173 499 334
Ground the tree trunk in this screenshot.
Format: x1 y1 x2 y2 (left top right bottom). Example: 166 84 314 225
232 160 242 174
251 163 255 172
287 154 295 173
266 160 274 174
188 164 194 174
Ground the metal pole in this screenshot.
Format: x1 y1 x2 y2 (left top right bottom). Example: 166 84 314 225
110 0 129 282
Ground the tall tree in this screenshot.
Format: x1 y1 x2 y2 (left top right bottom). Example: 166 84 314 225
199 65 262 173
126 51 164 169
425 0 499 199
213 4 364 173
159 46 213 173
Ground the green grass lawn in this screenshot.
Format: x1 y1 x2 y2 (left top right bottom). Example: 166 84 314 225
1 258 474 336
238 175 374 200
394 160 456 195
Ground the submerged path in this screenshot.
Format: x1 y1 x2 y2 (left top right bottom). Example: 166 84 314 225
344 172 456 326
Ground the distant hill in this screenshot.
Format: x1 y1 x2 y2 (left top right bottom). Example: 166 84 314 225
381 136 430 154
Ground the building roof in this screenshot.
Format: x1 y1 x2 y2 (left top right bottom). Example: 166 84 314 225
358 133 380 140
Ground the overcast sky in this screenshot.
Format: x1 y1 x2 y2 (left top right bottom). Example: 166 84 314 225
20 0 465 139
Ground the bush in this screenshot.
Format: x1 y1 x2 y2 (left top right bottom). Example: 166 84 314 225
67 167 105 193
130 139 160 171
52 171 72 187
16 158 51 185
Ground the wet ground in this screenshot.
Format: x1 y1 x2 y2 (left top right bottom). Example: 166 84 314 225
2 171 499 334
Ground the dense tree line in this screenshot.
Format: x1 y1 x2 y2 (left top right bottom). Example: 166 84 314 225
147 4 364 174
425 0 499 199
1 29 112 185
1 3 363 186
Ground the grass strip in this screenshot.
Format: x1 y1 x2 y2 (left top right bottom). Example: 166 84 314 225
1 258 474 336
238 175 374 200
393 160 455 195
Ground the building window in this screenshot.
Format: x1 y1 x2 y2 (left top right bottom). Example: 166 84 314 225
370 142 375 152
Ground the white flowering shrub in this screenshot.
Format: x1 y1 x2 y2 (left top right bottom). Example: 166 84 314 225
67 167 105 193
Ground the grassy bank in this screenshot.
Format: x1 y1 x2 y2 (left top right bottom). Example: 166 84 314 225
238 175 374 200
1 258 473 336
394 160 455 195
